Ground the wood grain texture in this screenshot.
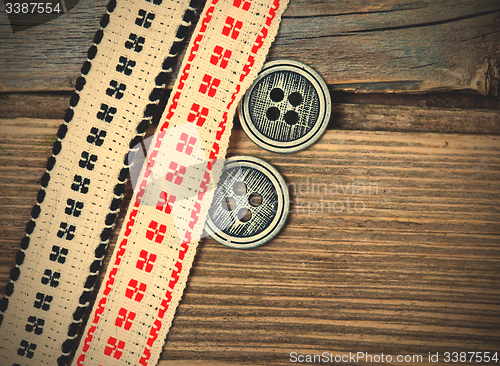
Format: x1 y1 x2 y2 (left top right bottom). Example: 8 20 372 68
330 104 500 134
1 0 499 94
0 117 499 365
1 93 500 134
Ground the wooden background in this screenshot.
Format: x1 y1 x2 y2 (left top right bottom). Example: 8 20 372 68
1 0 499 365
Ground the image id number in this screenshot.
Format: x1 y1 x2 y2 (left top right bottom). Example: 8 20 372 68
5 2 62 14
444 352 498 363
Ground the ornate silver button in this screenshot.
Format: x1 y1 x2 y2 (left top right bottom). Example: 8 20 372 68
205 156 289 249
239 59 331 153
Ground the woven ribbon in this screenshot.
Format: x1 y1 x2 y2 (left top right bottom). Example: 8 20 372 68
0 1 198 364
0 0 288 365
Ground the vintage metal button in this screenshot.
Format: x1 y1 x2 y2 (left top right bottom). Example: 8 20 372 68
239 59 331 153
205 156 289 249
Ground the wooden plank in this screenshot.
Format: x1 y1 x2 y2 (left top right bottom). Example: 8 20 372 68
330 104 500 134
275 0 500 95
0 118 499 365
1 0 499 94
2 95 498 134
5 91 500 122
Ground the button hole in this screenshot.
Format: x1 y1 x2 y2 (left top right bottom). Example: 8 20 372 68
266 107 280 121
233 181 247 196
270 88 284 102
222 197 236 211
237 208 252 222
249 193 262 207
288 92 302 106
284 110 299 125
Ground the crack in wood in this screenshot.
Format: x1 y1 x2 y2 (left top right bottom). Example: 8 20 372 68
410 63 437 70
461 29 500 43
282 7 423 19
345 8 500 34
290 9 500 40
